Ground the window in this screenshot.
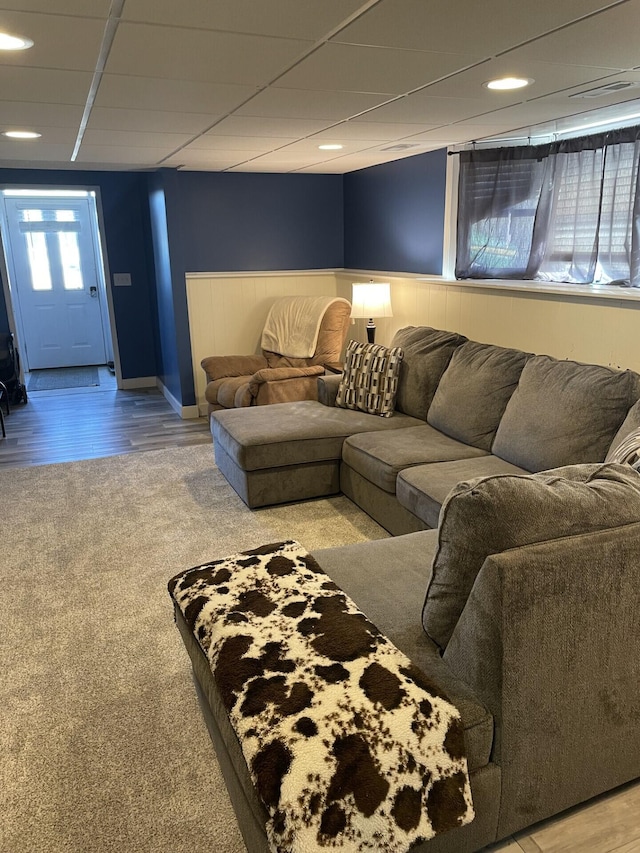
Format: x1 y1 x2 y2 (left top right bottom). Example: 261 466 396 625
456 126 640 287
18 207 83 292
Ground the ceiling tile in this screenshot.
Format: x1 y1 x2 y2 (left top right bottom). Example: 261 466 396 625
105 22 312 86
512 2 640 71
275 42 484 95
162 149 261 170
226 162 298 173
311 121 441 141
74 145 172 165
94 75 258 114
257 138 377 156
0 143 75 163
462 100 589 127
0 1 110 15
295 148 437 173
235 88 395 121
333 0 615 56
0 11 105 71
0 101 83 129
210 116 335 138
239 151 343 170
409 124 522 143
186 134 297 151
0 67 92 105
122 0 365 40
354 95 494 125
81 129 194 151
290 162 348 173
86 107 217 135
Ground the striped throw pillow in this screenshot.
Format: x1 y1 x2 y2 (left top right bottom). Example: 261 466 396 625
335 340 404 417
608 426 640 471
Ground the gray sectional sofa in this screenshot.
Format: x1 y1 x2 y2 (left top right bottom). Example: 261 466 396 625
210 325 640 533
171 326 640 853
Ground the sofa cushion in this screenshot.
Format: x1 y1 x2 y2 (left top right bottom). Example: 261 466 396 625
335 339 404 417
391 326 467 420
212 400 423 472
422 462 640 651
397 456 529 529
492 355 639 471
342 424 488 494
427 341 530 451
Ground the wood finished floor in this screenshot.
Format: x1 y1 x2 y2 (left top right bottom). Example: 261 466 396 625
0 381 212 468
0 381 638 852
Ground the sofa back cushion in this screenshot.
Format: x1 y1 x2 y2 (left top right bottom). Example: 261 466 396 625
422 463 640 651
391 326 467 420
492 355 639 471
427 341 530 451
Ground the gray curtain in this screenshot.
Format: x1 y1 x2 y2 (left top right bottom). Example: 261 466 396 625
456 127 640 286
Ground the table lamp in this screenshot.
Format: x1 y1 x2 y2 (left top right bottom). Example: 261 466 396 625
350 281 393 344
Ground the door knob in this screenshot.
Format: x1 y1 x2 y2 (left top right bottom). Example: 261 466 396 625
89 286 98 298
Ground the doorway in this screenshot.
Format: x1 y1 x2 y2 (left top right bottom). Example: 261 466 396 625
0 189 116 378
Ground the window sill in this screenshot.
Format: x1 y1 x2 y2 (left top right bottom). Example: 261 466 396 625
416 276 640 303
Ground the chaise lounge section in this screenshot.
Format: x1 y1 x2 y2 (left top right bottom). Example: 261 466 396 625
170 460 640 852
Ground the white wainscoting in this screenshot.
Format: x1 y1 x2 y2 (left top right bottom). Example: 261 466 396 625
186 271 350 415
186 270 640 417
337 272 640 373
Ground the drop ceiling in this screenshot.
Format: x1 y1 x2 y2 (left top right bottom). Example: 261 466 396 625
1 0 640 173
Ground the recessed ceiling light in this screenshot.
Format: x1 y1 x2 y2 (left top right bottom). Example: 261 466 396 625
318 144 343 150
0 31 33 50
484 76 533 91
3 130 42 139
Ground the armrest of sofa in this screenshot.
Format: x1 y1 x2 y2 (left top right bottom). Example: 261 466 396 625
443 521 640 837
317 373 342 407
201 354 267 382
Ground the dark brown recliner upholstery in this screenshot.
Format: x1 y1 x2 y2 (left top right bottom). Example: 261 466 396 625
201 296 351 414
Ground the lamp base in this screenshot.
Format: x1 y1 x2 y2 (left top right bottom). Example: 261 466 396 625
366 320 376 344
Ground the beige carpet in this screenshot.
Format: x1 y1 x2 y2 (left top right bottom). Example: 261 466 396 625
1 444 388 853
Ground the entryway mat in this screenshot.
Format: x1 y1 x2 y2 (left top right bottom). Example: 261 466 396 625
28 366 100 391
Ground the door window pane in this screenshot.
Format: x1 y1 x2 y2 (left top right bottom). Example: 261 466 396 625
56 210 82 290
20 210 52 291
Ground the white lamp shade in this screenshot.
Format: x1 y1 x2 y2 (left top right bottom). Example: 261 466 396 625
350 282 393 319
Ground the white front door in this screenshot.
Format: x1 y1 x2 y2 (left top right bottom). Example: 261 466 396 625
4 196 107 369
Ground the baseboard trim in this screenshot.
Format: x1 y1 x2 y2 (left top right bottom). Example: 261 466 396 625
156 377 200 419
119 376 156 390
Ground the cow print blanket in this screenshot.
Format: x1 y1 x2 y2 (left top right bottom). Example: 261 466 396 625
169 540 474 853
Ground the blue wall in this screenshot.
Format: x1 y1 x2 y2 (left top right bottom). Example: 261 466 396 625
344 149 447 275
0 149 449 407
152 170 344 406
147 171 180 399
173 171 344 272
0 168 157 380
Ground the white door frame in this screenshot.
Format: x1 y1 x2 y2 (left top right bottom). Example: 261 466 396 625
0 186 122 385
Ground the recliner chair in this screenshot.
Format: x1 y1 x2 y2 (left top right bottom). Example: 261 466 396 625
201 295 351 414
